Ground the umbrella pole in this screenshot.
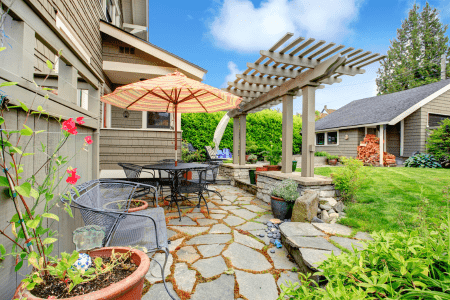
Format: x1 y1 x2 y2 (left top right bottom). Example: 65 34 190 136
175 105 178 166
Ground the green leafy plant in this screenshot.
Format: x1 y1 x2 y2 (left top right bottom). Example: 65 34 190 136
314 151 329 157
271 179 299 202
246 140 259 154
248 154 257 161
326 154 339 160
279 189 450 300
426 119 450 168
404 153 442 168
331 157 365 202
0 52 96 297
181 142 205 162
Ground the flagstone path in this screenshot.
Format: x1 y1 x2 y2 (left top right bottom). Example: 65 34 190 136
142 184 302 300
142 184 370 300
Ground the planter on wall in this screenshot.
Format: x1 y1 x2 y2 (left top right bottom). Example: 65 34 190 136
255 166 268 182
270 196 292 219
14 247 150 300
328 159 338 166
267 165 282 171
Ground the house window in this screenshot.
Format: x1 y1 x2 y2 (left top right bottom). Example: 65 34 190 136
316 131 339 146
316 133 325 145
147 112 170 129
429 113 450 128
76 89 88 110
327 132 338 144
119 46 135 54
105 0 113 23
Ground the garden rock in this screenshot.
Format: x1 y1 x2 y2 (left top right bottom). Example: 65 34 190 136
277 271 301 290
291 190 319 222
300 248 334 271
174 263 196 293
267 248 297 269
319 204 332 211
311 217 325 223
223 243 272 271
321 210 329 222
312 223 352 236
334 201 346 213
192 256 227 278
330 236 365 252
354 232 373 240
190 275 235 300
280 222 325 237
320 197 337 207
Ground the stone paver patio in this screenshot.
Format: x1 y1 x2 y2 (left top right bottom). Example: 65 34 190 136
142 184 369 300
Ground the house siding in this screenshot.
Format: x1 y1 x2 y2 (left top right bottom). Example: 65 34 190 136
99 129 182 169
386 123 401 157
421 89 450 145
315 128 364 157
111 105 143 128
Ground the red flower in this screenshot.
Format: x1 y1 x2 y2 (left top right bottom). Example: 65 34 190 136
66 168 80 185
84 136 93 145
62 118 78 135
76 117 85 125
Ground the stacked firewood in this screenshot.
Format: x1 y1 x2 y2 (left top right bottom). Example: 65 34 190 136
357 134 396 166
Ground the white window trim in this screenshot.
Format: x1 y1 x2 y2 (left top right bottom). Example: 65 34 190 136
428 112 450 128
315 131 339 146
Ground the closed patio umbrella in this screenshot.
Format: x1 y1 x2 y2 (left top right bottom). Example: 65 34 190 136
101 71 241 165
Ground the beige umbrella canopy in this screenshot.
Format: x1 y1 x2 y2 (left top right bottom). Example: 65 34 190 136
101 71 242 164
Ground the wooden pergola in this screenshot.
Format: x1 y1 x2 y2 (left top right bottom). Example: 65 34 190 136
222 33 385 177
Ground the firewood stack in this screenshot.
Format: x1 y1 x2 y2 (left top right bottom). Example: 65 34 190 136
357 134 396 166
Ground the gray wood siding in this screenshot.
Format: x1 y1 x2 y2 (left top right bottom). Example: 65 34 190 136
386 123 400 157
315 128 362 157
0 109 93 300
27 0 104 77
99 129 182 169
111 105 142 129
421 89 450 144
403 109 424 156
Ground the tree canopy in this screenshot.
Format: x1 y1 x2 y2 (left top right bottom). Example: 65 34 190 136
377 2 450 95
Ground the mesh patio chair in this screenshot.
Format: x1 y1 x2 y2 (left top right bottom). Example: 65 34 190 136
118 163 157 205
168 169 210 220
62 179 175 300
191 163 223 202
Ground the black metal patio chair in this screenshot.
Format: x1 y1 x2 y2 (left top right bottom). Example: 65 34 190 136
118 163 157 205
62 179 175 300
204 146 224 164
168 168 210 220
191 162 224 202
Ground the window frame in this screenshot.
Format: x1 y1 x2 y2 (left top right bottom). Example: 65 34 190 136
428 113 450 128
315 130 339 146
144 112 172 129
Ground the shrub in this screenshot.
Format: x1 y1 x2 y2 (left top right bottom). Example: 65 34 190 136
181 143 205 162
426 119 450 168
314 151 329 157
404 153 441 168
331 157 365 202
279 216 450 299
248 154 257 161
271 179 300 201
326 154 339 160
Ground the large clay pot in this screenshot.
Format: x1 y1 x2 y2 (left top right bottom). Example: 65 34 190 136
14 247 150 300
267 165 282 171
183 171 193 180
271 196 292 220
328 158 338 166
128 199 149 213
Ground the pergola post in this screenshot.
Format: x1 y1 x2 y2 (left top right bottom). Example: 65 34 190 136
282 94 294 173
301 85 317 178
379 125 384 166
239 114 247 166
233 117 240 164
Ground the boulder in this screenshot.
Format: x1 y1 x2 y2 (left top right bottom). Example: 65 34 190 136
333 201 346 213
321 210 329 223
291 190 319 222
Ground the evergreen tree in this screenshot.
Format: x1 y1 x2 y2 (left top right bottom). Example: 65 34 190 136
376 2 450 95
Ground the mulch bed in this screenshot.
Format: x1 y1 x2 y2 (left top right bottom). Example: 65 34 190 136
30 256 137 299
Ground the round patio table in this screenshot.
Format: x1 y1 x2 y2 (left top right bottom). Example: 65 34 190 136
142 162 209 219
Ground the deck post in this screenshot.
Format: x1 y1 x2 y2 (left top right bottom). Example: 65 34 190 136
58 62 78 105
282 94 294 173
379 125 384 166
233 117 240 164
301 85 317 177
400 120 404 156
239 114 247 166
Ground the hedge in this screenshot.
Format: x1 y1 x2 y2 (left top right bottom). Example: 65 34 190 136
181 109 302 155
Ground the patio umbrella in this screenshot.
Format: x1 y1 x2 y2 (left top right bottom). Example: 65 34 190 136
101 71 241 165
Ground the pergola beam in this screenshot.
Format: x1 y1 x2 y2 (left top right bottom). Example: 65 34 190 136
237 74 341 86
247 62 302 78
227 81 273 93
260 51 365 76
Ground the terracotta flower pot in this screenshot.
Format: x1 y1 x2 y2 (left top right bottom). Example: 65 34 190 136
128 200 149 213
245 155 249 161
267 165 282 171
14 247 150 300
328 158 338 166
183 171 193 180
255 166 268 182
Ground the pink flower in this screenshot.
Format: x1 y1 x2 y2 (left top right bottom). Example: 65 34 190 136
48 296 57 299
66 168 80 185
76 117 85 125
84 136 93 145
62 118 78 135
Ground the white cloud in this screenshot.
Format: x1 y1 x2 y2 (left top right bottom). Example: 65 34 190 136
209 0 363 52
221 61 244 88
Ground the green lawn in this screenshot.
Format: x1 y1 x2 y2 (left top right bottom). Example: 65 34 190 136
296 167 450 233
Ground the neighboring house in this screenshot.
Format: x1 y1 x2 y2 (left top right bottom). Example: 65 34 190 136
0 0 204 297
315 79 450 158
317 105 336 119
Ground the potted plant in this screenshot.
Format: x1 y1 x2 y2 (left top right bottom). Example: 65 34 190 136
292 160 298 172
327 154 340 166
248 154 257 164
262 143 282 171
246 140 258 161
248 169 256 184
0 66 150 299
270 179 300 219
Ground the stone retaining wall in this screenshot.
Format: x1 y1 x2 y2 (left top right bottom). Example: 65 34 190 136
219 163 268 183
256 172 336 204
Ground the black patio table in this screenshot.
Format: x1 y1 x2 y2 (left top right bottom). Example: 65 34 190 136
142 162 209 218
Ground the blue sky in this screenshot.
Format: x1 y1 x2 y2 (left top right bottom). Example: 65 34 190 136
148 0 450 114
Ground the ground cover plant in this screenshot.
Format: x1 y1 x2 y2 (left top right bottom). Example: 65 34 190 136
404 153 442 168
279 195 450 299
306 166 450 233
